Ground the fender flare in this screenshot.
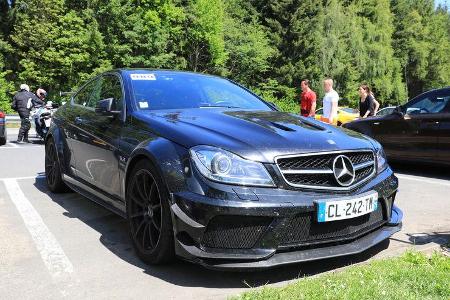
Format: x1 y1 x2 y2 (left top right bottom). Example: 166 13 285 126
123 138 187 201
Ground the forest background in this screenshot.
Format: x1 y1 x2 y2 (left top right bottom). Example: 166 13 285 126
0 0 449 113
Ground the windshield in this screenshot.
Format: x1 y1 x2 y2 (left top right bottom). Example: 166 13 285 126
129 72 271 111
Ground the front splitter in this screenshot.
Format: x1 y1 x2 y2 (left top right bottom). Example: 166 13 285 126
199 223 401 271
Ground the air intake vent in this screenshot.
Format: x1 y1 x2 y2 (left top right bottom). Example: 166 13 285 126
201 216 272 249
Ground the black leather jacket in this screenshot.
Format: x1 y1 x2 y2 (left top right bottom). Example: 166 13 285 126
11 90 44 118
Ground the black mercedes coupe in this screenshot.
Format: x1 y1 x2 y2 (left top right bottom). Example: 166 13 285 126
45 70 402 270
344 87 450 165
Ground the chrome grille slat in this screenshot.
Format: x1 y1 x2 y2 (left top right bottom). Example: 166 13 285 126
282 169 334 174
354 160 374 170
276 150 376 191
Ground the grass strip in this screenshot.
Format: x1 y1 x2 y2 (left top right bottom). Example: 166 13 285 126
233 251 450 300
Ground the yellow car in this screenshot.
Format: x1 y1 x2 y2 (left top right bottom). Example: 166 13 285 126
314 107 359 126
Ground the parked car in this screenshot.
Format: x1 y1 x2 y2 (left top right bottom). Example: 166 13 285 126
344 87 450 165
315 107 359 126
376 106 396 117
45 70 402 270
0 110 6 145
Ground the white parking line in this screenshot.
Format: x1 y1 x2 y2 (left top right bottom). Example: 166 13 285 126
0 174 46 180
3 178 74 278
6 142 18 147
396 174 450 187
1 144 42 149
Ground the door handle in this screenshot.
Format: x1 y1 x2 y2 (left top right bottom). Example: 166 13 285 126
373 122 380 125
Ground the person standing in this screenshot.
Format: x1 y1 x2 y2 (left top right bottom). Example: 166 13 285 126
300 79 317 117
11 84 43 143
321 78 339 124
358 85 376 118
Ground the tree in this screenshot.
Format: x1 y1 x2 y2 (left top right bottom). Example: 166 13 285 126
0 38 14 113
391 0 435 98
184 0 227 73
9 0 65 88
223 0 276 87
85 0 187 71
0 0 449 111
357 0 406 105
424 6 450 90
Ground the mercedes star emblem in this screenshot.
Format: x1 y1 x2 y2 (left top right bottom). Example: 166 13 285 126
332 155 356 186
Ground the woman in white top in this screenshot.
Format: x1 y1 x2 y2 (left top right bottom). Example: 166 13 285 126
321 78 339 124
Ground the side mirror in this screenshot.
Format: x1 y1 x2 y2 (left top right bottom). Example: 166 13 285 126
95 98 120 116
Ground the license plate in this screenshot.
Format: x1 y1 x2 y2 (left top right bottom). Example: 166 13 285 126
316 192 378 222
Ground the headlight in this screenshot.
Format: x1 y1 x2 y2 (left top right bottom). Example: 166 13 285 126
190 145 275 187
376 147 388 173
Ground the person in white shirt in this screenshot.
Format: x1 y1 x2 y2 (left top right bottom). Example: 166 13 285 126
321 78 339 124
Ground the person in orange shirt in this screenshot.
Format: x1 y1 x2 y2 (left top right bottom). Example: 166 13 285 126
300 79 317 117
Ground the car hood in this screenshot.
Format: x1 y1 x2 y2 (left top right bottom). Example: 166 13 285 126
133 109 375 163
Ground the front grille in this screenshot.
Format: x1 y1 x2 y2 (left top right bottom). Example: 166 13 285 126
276 150 375 190
201 216 272 249
279 201 385 247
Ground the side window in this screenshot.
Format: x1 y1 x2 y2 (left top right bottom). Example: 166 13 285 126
99 75 123 111
435 91 450 113
404 94 437 115
72 78 101 108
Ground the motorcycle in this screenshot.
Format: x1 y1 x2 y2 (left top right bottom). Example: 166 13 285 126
32 101 59 139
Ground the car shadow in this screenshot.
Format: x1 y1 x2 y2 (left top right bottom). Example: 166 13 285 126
30 139 45 145
33 176 391 289
390 162 450 181
406 231 450 246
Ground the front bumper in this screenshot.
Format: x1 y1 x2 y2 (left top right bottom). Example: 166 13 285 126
170 168 402 270
198 222 401 270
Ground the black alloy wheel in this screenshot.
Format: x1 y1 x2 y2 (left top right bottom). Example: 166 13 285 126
45 138 68 193
127 160 174 264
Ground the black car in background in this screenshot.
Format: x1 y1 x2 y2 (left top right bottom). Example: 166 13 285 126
45 70 402 270
344 87 450 165
0 110 6 145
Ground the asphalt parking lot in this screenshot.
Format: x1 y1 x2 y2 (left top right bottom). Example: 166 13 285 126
0 129 449 300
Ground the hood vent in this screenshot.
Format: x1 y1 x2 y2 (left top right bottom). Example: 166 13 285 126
269 122 296 132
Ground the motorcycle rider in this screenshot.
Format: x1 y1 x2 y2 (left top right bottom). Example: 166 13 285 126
34 88 48 137
36 88 47 102
11 84 44 143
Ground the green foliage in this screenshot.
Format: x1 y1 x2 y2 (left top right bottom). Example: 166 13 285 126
223 0 276 87
185 0 227 73
0 0 449 112
0 38 13 113
253 79 298 113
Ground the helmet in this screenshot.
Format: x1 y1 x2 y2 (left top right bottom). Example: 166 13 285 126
36 88 47 99
20 84 30 92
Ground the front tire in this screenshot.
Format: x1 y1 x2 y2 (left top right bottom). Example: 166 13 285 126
126 160 174 265
45 138 68 193
0 137 5 146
